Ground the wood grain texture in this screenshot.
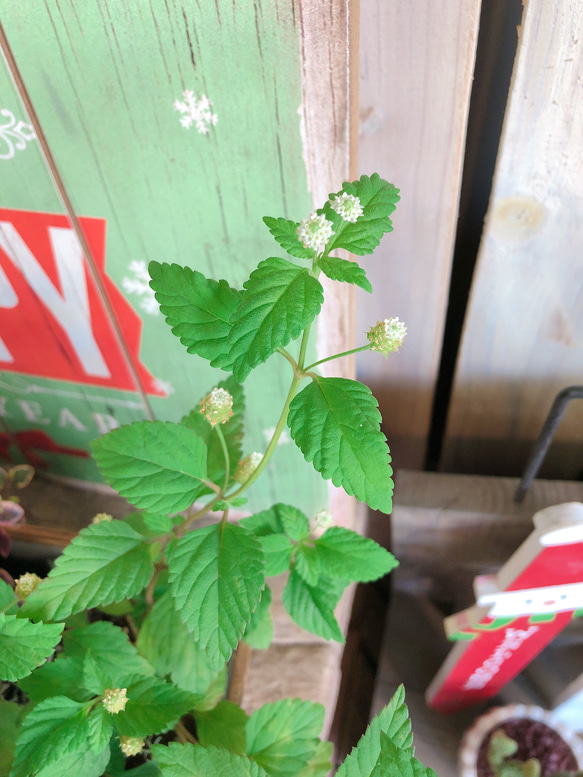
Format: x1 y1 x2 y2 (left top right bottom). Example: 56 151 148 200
391 469 583 609
441 1 583 479
0 0 328 512
357 0 481 470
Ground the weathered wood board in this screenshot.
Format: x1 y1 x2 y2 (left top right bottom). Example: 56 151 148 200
357 0 481 470
0 0 364 515
441 1 583 479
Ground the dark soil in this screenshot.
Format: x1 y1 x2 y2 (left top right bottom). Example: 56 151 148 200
477 718 579 777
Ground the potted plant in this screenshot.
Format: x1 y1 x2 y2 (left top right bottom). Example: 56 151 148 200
459 704 583 777
0 174 437 777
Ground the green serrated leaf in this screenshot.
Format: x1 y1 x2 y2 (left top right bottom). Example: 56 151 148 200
296 741 334 777
336 685 414 777
288 377 393 514
263 217 316 260
316 527 398 582
259 534 293 577
115 676 200 738
92 421 209 514
149 261 240 370
243 585 273 649
282 569 345 643
136 589 224 700
212 497 248 511
34 744 110 777
318 256 372 293
0 614 63 682
153 742 269 777
295 544 321 586
87 706 113 754
323 174 400 256
246 698 325 777
10 696 89 777
278 504 310 541
181 376 245 494
18 656 92 704
123 511 174 538
0 700 27 777
168 523 265 669
240 505 286 536
63 621 154 689
0 578 15 610
20 522 154 622
228 257 324 382
195 700 249 754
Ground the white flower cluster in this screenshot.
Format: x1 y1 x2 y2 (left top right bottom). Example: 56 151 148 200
200 387 234 426
329 192 363 223
234 452 263 484
297 212 334 251
119 735 145 757
15 572 42 599
367 317 407 356
103 687 128 714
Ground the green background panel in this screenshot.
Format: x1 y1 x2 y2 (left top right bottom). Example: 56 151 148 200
0 1 326 513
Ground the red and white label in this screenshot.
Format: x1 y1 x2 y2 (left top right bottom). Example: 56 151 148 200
0 209 164 395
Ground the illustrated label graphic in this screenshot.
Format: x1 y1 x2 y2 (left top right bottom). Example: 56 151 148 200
0 208 164 396
427 502 583 712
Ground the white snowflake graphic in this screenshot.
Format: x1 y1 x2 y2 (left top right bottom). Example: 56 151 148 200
153 378 174 396
173 91 218 134
122 260 159 316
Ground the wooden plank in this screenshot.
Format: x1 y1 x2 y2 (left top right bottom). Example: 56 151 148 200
390 470 583 609
441 1 583 479
357 0 481 469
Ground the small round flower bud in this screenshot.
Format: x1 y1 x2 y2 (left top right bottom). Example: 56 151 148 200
234 452 263 484
15 572 42 599
329 192 363 223
297 212 334 251
92 512 113 524
313 509 333 530
103 687 128 714
200 387 234 426
119 735 145 757
367 317 407 356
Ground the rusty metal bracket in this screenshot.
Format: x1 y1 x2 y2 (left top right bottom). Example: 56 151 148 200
515 385 583 503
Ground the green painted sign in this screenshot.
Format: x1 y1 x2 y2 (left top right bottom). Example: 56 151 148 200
0 2 326 514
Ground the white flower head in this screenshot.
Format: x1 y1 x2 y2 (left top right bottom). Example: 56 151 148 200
313 509 333 530
103 687 128 714
234 452 263 484
329 192 363 223
367 317 407 356
200 387 234 426
15 572 42 599
297 212 334 251
119 736 145 757
92 512 113 524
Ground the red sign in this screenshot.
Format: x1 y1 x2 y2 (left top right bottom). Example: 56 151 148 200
0 209 164 396
427 503 583 713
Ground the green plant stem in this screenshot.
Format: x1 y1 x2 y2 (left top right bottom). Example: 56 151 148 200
277 347 298 370
214 425 230 493
304 343 371 372
227 325 312 501
145 560 166 607
175 494 221 537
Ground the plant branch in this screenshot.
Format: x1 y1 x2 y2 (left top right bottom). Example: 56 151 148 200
214 425 230 493
174 719 197 744
304 343 371 372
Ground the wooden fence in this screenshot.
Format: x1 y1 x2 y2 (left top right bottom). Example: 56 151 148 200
0 0 581 512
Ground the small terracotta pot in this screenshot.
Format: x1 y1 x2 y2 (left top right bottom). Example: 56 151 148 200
459 705 583 777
